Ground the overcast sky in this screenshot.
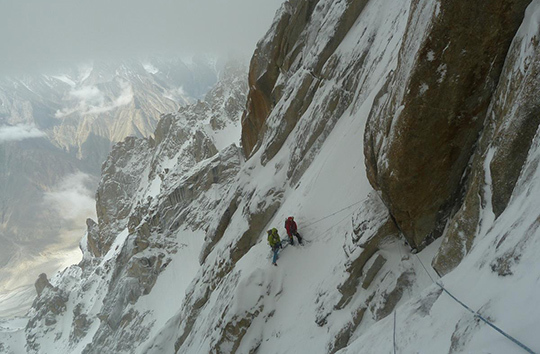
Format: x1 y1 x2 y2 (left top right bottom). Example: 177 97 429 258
0 0 285 75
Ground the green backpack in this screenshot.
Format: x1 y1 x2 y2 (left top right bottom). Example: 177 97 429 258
267 228 280 247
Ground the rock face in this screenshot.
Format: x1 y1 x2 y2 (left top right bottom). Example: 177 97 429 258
34 274 53 297
433 2 540 274
94 137 153 255
241 0 369 160
240 0 316 157
364 0 531 250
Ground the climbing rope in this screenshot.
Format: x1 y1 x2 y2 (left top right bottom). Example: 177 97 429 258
414 254 437 283
412 254 536 354
300 207 358 243
436 283 536 354
302 198 367 230
393 310 397 354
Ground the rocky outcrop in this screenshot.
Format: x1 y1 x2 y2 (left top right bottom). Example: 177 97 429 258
336 221 396 310
94 137 152 254
313 194 410 345
241 0 370 159
27 281 69 348
241 0 317 156
361 254 387 290
34 273 53 297
370 270 414 321
334 194 398 310
70 304 92 342
209 271 265 354
364 0 531 250
328 307 366 354
78 86 246 353
85 218 102 258
433 3 540 275
205 61 249 131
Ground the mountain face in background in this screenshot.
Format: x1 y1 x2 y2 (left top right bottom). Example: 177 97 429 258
0 56 223 317
3 0 540 353
0 56 219 171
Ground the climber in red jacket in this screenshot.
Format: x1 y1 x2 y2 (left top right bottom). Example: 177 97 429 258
284 216 303 245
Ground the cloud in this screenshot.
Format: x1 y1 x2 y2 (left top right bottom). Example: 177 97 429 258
70 86 103 102
0 0 285 75
55 81 134 118
43 172 97 223
0 124 47 142
0 173 95 310
164 86 192 105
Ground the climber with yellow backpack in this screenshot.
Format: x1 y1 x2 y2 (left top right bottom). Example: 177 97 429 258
267 228 282 266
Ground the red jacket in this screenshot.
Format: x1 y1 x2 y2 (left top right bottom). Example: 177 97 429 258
285 218 297 236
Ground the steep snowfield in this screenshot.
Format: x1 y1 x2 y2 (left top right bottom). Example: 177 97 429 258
138 85 377 353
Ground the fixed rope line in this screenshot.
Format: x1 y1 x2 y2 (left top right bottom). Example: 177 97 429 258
307 208 359 241
303 199 366 229
297 199 367 249
393 310 397 354
413 254 536 354
415 254 437 283
434 282 536 354
303 200 364 228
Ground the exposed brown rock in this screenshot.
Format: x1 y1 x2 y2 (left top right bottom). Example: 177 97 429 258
95 137 152 255
362 254 387 290
200 195 240 264
27 281 68 335
85 218 102 258
329 307 366 354
489 67 540 218
241 0 318 157
213 306 263 354
126 255 164 295
370 270 414 321
231 196 282 264
364 0 531 250
35 273 52 297
336 217 398 310
241 0 370 159
434 11 540 275
71 310 91 342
